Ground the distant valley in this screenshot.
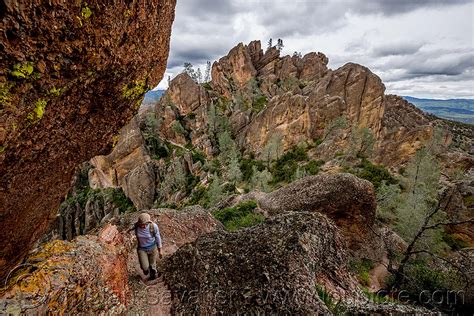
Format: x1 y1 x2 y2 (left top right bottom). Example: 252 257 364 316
403 96 474 124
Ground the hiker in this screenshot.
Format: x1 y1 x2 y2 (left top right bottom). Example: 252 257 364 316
132 212 163 280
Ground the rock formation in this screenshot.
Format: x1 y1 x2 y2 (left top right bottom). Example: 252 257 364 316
0 0 176 279
162 211 426 314
162 212 360 314
258 173 376 250
81 40 472 237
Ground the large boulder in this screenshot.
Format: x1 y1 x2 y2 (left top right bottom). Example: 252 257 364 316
121 161 156 210
0 0 176 279
162 212 361 314
259 173 376 250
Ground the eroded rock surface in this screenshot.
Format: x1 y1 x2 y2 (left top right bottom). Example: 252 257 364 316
0 0 176 278
259 173 376 250
162 212 357 314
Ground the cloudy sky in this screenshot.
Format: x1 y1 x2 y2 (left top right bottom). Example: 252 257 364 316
156 0 474 99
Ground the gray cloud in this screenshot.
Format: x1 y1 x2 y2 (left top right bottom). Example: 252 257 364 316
351 0 472 15
372 42 424 57
156 0 473 98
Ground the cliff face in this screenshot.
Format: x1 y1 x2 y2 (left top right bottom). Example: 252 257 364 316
0 0 176 280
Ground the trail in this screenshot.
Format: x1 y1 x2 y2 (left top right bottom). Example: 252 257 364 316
126 248 172 315
120 209 223 315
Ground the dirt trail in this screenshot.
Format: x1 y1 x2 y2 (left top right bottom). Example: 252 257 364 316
126 249 171 315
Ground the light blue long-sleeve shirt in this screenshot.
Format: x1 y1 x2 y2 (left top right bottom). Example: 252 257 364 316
136 223 162 250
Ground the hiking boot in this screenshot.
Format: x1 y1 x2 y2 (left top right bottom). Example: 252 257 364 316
149 268 157 280
143 269 149 276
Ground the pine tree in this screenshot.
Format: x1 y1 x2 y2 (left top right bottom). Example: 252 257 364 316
261 133 283 167
227 152 243 184
204 61 211 82
348 126 375 158
267 38 273 50
276 39 284 51
208 173 223 206
196 68 202 84
250 166 273 192
322 116 347 142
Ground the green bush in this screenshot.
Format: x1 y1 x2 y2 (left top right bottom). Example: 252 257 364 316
316 285 347 315
355 158 397 189
401 260 446 297
442 232 469 251
252 95 267 113
144 135 169 159
187 185 209 207
192 149 206 165
304 160 324 175
212 200 265 231
240 158 266 182
271 146 308 184
105 188 136 213
349 258 374 286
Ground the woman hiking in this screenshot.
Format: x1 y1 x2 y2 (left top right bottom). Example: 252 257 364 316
133 212 163 280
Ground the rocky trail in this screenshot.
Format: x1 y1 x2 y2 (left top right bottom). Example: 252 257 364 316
126 245 171 315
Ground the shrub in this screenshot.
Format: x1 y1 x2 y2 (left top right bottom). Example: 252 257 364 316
212 200 264 231
316 285 347 315
252 95 267 113
144 135 169 159
349 258 374 286
240 158 265 182
442 232 469 251
271 146 308 184
191 149 206 165
105 188 136 213
304 160 324 175
187 185 209 207
355 158 397 189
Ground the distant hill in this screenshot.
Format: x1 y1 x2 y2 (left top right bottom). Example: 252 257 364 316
141 89 165 107
403 96 474 124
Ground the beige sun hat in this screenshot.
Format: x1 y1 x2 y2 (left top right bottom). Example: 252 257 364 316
137 212 151 225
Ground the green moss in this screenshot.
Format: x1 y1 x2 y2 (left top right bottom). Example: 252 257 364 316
0 146 5 154
48 87 63 97
349 258 374 286
252 94 267 113
122 80 148 100
81 4 92 19
10 62 34 79
316 285 347 315
27 99 47 121
0 81 14 107
212 200 264 231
